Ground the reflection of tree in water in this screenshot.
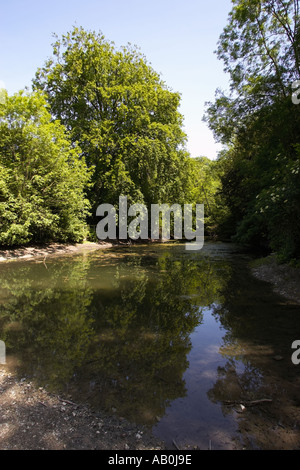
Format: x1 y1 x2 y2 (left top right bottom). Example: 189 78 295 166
69 251 207 424
206 256 300 448
210 255 300 350
206 259 275 410
0 256 95 388
0 246 230 424
67 248 229 424
207 359 265 416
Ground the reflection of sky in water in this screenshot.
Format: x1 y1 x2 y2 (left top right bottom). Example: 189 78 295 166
153 307 241 449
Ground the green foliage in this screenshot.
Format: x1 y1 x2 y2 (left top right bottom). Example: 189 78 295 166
34 27 192 216
204 0 300 260
189 156 230 237
0 90 91 246
252 145 300 261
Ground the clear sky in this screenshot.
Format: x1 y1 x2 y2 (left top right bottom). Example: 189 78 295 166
0 0 233 160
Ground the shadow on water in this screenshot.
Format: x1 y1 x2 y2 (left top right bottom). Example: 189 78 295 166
0 241 299 449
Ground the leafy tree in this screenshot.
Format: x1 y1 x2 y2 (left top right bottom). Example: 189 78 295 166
189 156 230 237
33 27 192 218
204 0 300 260
0 90 91 246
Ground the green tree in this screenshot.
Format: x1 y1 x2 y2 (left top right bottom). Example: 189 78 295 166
34 27 192 217
204 0 300 260
0 90 91 246
189 156 230 237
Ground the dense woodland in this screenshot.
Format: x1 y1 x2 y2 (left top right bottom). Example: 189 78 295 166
0 0 299 262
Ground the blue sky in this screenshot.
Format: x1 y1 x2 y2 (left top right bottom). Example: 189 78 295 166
0 0 233 159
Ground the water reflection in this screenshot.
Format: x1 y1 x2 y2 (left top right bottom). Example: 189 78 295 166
0 242 299 449
0 244 230 421
0 256 95 386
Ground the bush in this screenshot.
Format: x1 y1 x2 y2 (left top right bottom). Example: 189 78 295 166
0 90 92 247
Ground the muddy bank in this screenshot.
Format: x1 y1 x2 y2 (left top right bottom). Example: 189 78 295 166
250 256 300 305
0 367 164 450
0 242 113 262
0 239 168 262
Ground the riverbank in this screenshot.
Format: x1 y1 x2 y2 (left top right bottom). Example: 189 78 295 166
0 239 170 262
0 368 165 450
250 255 300 305
0 241 114 262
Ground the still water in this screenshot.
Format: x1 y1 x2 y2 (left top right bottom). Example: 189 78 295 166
0 242 299 449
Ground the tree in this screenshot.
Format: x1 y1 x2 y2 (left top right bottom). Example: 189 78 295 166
204 0 300 260
210 0 300 128
33 27 192 218
0 90 91 246
189 156 230 237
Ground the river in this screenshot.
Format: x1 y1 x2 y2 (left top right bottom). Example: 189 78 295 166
0 241 299 449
